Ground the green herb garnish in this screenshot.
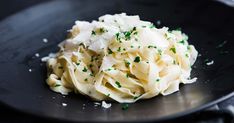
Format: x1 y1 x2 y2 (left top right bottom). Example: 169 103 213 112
187 46 191 50
91 56 94 62
108 48 113 54
149 24 156 28
117 47 121 52
219 51 229 55
122 104 129 110
178 40 185 45
91 30 96 35
134 56 141 63
115 81 122 88
216 41 227 48
124 31 131 40
125 60 130 67
204 59 209 63
82 67 88 72
158 49 162 55
54 84 61 87
175 27 181 31
116 32 120 41
133 94 142 100
148 45 153 48
99 27 106 33
126 73 130 78
170 47 176 54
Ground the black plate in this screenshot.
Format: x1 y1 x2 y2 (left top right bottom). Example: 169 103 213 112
0 0 234 122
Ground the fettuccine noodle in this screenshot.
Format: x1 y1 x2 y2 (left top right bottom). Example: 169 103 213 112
43 13 198 103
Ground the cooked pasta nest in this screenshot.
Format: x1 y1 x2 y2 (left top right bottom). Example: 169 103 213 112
44 13 198 103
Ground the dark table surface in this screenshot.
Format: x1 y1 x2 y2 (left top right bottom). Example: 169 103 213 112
0 0 233 123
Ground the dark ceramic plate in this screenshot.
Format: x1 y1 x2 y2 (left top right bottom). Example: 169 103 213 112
0 0 234 122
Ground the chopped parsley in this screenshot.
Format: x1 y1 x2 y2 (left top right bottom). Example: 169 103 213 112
82 67 88 72
99 27 106 33
131 45 134 48
133 94 142 100
108 48 113 54
107 68 112 71
148 45 157 49
148 45 153 48
84 78 88 81
149 24 156 28
107 94 110 97
156 79 160 82
216 41 227 48
134 56 141 63
115 81 122 88
117 47 121 52
92 27 107 35
122 104 129 110
170 47 176 54
114 27 138 41
187 46 191 50
125 60 130 67
90 73 94 76
178 40 185 45
204 58 209 63
175 27 182 31
158 49 162 55
126 73 130 78
124 31 131 40
115 32 120 41
132 27 137 31
54 84 61 87
91 30 96 35
76 63 80 66
219 51 229 55
185 53 189 58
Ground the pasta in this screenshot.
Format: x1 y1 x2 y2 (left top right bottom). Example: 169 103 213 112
43 13 198 103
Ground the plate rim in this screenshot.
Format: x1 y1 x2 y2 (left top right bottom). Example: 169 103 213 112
0 0 234 122
1 92 233 122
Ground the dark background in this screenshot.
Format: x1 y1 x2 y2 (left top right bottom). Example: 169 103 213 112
0 0 233 123
0 0 48 21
